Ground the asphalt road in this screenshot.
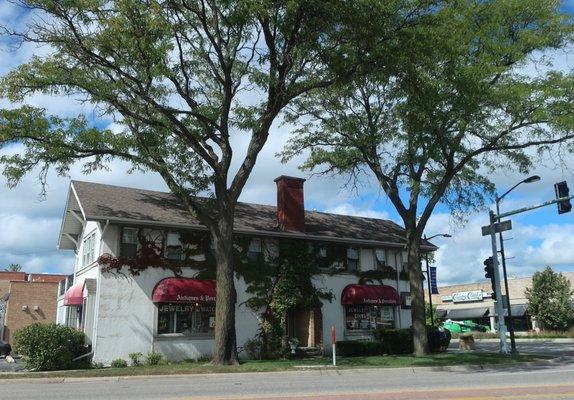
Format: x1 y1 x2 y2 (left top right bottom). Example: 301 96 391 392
2 358 574 400
2 341 574 400
448 339 574 356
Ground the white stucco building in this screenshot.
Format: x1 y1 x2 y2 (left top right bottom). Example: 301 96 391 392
56 176 436 364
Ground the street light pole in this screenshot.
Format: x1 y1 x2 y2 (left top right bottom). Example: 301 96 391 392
495 199 517 353
424 247 434 327
494 175 540 354
423 233 451 327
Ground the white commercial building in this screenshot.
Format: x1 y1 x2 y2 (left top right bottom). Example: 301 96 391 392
56 176 436 364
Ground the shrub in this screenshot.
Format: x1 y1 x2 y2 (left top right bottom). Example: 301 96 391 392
336 340 386 357
92 362 104 369
110 358 128 368
427 327 451 352
146 351 165 366
13 323 88 371
244 338 262 360
128 352 143 366
373 329 414 354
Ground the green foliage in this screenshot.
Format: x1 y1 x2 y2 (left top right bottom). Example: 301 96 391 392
242 239 334 358
336 340 386 357
13 323 87 371
128 352 143 367
425 302 442 327
427 327 451 353
526 267 574 331
281 0 574 355
111 358 128 368
372 329 414 354
146 351 165 366
243 338 263 360
4 263 22 272
0 0 409 365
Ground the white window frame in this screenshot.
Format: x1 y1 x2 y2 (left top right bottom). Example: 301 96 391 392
81 231 96 266
120 227 139 259
247 238 263 261
347 247 359 271
165 231 183 260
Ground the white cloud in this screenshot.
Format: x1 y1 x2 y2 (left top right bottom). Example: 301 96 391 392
324 203 391 220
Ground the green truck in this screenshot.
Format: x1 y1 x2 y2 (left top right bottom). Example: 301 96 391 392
442 319 489 333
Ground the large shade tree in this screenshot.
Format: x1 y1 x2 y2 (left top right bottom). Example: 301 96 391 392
526 266 574 331
0 0 432 364
281 0 574 355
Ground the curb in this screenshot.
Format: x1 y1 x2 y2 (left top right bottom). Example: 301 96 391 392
2 356 573 384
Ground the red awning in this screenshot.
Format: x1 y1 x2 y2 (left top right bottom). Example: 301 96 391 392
341 284 400 305
64 281 85 306
152 278 216 303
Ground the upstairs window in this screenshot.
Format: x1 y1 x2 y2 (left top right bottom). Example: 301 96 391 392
82 232 96 266
166 232 183 260
347 247 359 271
375 249 386 269
247 238 262 261
317 245 329 270
120 227 139 259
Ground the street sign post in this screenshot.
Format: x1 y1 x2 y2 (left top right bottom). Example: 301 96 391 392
331 325 336 366
487 210 510 355
481 220 512 236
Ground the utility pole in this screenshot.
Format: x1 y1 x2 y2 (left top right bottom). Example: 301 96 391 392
488 210 510 355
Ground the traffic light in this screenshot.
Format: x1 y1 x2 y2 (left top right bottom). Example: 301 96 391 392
555 181 572 214
483 257 496 301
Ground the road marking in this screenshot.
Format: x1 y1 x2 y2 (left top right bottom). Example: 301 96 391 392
174 384 574 400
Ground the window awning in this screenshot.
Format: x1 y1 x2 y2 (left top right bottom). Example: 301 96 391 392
446 307 489 320
152 278 216 303
489 304 529 317
341 284 400 305
436 308 448 319
64 281 85 306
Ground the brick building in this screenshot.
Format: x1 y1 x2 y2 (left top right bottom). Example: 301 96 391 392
426 271 574 332
0 271 68 343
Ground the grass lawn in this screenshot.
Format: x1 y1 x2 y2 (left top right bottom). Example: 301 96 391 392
0 352 547 380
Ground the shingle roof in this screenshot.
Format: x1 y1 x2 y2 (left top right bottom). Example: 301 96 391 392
69 180 436 249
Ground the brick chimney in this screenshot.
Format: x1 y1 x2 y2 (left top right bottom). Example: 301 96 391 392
274 175 306 232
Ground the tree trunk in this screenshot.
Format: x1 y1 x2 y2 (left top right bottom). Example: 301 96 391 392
406 228 429 356
211 216 239 365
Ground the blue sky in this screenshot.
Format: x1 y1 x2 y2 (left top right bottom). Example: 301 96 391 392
1 2 574 286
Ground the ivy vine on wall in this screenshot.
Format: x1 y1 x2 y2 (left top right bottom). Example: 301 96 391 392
97 226 411 357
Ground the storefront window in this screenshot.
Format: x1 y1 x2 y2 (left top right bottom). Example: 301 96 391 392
345 304 395 330
157 303 216 336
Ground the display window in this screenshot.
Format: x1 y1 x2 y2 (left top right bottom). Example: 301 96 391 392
157 303 216 336
345 304 395 330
